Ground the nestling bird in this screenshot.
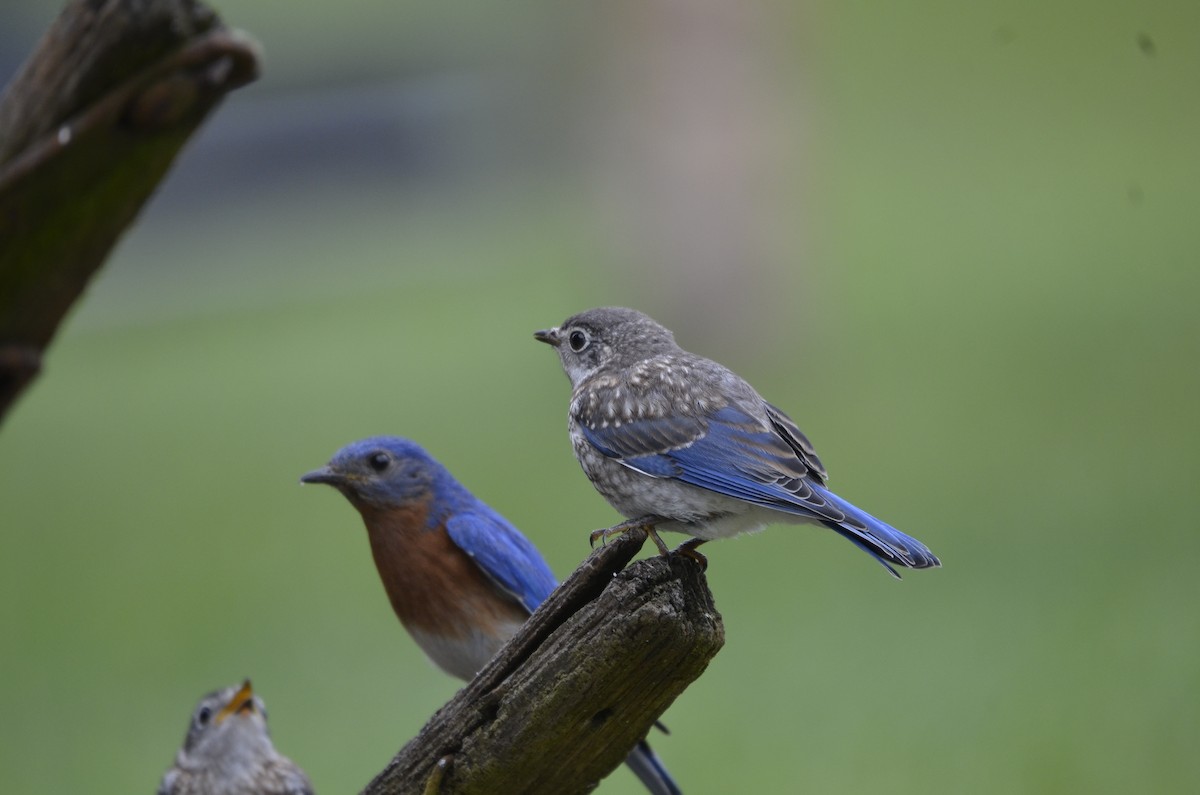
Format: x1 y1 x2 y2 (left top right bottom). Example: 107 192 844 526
534 307 940 577
301 436 681 795
157 680 313 795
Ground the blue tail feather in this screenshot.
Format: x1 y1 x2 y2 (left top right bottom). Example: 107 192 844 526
625 739 683 795
809 483 941 575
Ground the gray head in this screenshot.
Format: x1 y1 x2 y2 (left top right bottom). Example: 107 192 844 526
534 307 679 386
177 680 275 768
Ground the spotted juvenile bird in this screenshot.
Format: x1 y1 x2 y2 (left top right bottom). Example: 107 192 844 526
157 680 313 795
301 436 681 795
534 307 940 577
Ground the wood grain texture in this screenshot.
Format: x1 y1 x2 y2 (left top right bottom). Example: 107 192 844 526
363 530 725 795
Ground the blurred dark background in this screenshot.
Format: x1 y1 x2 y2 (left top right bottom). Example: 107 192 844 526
2 2 1198 792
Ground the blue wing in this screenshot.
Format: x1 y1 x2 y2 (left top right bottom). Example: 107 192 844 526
579 403 939 575
446 506 558 614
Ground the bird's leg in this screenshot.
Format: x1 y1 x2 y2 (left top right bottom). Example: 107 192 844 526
590 516 671 557
423 755 453 795
672 537 709 570
643 525 671 557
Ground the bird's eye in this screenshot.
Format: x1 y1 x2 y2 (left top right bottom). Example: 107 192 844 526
368 452 391 472
568 329 589 352
197 706 212 726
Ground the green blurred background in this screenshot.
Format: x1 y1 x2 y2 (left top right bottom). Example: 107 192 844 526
2 1 1198 792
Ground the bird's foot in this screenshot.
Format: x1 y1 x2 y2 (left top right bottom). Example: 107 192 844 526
423 755 453 795
672 537 709 570
590 516 671 557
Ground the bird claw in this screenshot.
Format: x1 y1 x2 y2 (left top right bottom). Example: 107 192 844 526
590 517 671 557
588 526 617 548
672 538 709 570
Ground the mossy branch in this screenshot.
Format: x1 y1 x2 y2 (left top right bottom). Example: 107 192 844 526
363 530 725 795
0 0 260 424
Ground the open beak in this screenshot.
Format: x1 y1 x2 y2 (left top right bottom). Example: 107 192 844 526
533 327 560 346
215 679 255 724
300 465 343 486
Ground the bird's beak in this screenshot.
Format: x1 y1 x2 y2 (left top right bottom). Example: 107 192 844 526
215 679 255 724
533 327 560 346
300 465 343 486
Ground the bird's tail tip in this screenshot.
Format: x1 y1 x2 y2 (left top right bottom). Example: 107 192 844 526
812 484 940 578
625 739 683 795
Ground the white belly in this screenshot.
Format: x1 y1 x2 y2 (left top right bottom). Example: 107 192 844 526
410 618 525 682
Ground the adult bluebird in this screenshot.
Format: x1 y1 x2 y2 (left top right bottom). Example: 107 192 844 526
534 307 940 577
300 436 682 795
158 680 313 795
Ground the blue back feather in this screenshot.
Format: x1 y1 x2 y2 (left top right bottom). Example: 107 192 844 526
580 406 939 572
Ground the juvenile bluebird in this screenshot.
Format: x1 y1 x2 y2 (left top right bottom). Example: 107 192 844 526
534 307 940 577
300 436 682 795
158 680 313 795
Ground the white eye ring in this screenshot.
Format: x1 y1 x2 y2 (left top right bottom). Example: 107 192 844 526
567 329 589 352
